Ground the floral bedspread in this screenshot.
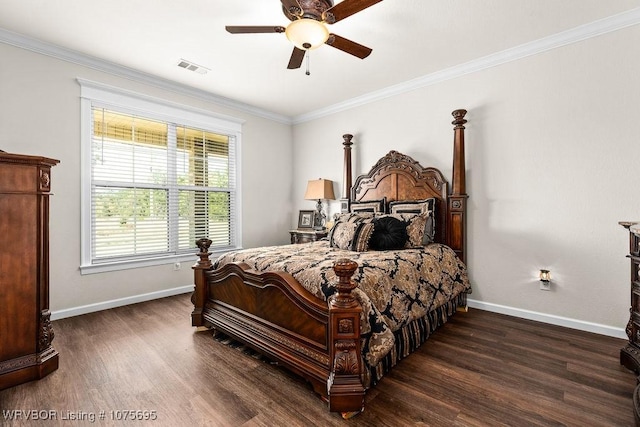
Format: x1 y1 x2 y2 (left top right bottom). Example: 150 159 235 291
214 241 471 367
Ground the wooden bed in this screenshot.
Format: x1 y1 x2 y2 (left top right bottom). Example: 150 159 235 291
192 109 469 415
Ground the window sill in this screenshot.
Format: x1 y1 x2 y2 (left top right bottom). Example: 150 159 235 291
79 247 241 275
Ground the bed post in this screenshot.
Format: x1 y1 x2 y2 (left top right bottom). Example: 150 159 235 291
192 238 212 326
327 258 365 414
448 109 468 263
340 134 353 213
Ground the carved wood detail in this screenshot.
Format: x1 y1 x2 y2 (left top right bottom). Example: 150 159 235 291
38 310 55 352
209 306 330 366
0 354 37 375
338 319 353 334
196 238 213 268
327 259 365 411
332 259 359 307
39 168 51 191
333 340 359 375
352 150 447 201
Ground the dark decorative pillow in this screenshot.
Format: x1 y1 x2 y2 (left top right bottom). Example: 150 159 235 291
369 216 408 251
375 213 428 248
350 198 386 214
329 221 374 252
388 198 436 244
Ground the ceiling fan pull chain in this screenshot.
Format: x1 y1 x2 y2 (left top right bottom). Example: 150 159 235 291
305 51 310 76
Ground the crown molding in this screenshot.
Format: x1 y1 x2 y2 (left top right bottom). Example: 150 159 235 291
1 7 639 127
0 27 293 125
293 7 640 124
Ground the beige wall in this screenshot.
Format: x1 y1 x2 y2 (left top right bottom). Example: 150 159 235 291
0 43 293 314
2 22 638 334
292 24 640 332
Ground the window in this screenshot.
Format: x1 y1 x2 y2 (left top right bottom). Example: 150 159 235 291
79 80 242 273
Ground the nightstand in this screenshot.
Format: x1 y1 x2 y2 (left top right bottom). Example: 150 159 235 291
289 229 328 244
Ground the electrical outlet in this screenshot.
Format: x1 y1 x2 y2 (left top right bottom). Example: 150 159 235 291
540 281 550 291
173 262 181 271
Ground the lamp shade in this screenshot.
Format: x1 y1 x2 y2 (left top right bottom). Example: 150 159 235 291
285 18 330 50
304 179 336 200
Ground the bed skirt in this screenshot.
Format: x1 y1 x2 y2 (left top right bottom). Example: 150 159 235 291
367 292 468 387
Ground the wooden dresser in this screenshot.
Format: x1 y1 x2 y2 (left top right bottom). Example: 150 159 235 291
0 152 59 390
620 221 640 424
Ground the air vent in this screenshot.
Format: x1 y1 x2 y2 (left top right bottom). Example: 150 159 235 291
177 59 210 75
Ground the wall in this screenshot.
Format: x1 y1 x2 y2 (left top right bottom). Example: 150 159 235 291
2 21 638 335
0 43 293 316
292 24 640 334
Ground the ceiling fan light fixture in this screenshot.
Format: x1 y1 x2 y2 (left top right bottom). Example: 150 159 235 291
285 18 329 50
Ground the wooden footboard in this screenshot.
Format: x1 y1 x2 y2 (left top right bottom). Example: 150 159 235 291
192 238 365 413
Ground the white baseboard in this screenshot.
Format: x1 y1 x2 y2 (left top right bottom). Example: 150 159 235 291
467 299 627 339
51 285 194 321
50 289 627 340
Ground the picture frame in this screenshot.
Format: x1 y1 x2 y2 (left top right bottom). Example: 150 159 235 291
298 210 315 229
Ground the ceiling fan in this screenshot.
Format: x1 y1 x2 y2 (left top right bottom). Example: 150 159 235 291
226 0 383 70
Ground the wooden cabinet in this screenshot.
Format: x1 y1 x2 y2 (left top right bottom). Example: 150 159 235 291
0 152 59 390
289 229 328 244
620 221 640 424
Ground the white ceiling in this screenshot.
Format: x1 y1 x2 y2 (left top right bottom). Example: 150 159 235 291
1 1 638 120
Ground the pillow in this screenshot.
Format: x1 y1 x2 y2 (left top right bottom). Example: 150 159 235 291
388 198 434 215
329 221 374 252
388 199 436 245
369 216 408 250
350 198 386 214
376 213 428 248
328 212 375 246
403 213 429 247
332 212 375 225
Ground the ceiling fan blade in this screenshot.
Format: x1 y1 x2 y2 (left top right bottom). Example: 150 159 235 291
287 47 305 69
324 0 383 24
225 26 285 34
326 34 372 59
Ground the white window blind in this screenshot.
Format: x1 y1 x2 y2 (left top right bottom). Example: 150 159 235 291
79 80 243 273
87 106 238 268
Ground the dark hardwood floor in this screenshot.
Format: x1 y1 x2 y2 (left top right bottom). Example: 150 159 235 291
0 293 635 426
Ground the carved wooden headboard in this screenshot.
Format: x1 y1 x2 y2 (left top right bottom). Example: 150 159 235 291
340 109 468 262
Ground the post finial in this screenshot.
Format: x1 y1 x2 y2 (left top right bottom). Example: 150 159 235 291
341 134 354 212
195 238 213 268
452 109 467 129
332 258 358 308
